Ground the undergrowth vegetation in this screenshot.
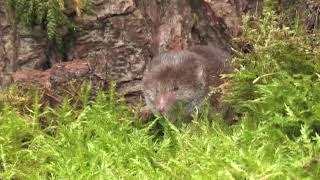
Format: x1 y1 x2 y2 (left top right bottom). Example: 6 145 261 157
1 5 320 180
228 10 320 137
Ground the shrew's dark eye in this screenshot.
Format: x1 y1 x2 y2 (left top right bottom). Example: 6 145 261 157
173 86 179 91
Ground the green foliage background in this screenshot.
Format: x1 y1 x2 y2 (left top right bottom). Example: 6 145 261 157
227 11 320 136
1 2 320 179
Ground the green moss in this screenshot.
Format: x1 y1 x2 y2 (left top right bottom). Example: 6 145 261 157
226 7 320 135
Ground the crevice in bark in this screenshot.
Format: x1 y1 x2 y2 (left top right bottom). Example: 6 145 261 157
8 8 18 73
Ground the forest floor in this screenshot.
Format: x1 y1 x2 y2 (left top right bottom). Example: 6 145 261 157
1 8 320 180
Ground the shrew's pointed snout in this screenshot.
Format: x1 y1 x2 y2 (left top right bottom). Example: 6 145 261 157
156 93 176 114
157 105 165 113
157 96 166 113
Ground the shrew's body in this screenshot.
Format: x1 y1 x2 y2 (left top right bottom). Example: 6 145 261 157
142 45 231 122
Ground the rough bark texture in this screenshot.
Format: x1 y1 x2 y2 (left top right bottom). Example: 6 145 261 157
0 0 263 104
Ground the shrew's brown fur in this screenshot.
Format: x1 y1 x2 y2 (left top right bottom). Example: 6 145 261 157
142 45 232 123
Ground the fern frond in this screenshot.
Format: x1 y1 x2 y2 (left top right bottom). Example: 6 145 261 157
5 0 92 47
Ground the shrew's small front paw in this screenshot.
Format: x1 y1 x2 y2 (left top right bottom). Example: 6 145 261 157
140 106 152 123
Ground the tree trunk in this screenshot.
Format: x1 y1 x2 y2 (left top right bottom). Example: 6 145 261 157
1 0 263 104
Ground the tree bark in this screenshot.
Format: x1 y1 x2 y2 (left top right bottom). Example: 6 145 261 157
1 0 264 104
